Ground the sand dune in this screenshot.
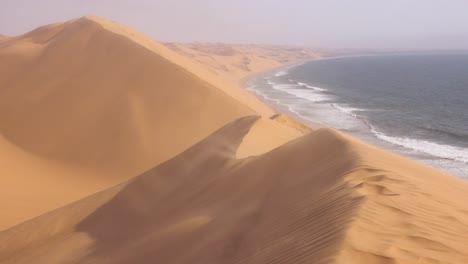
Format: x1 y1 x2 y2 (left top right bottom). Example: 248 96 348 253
1 116 467 264
165 42 321 84
1 15 468 264
0 15 293 229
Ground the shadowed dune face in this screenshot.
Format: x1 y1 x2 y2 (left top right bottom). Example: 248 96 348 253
75 120 360 264
0 116 363 264
0 16 270 229
0 17 252 170
1 15 468 264
1 116 468 264
0 15 309 230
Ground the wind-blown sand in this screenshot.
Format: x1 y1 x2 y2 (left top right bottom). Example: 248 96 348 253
0 15 467 264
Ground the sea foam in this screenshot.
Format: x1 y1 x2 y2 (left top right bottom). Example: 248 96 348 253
275 70 289 77
330 104 366 118
268 80 468 165
371 128 468 164
330 103 468 163
297 82 327 92
270 83 331 103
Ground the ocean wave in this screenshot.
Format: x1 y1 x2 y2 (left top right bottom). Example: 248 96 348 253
245 82 289 110
418 124 468 142
330 104 366 118
371 128 468 163
247 85 308 120
270 83 331 102
329 103 468 163
297 82 327 92
275 70 289 77
262 78 468 165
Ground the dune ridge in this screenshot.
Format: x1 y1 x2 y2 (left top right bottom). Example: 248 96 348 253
1 15 467 264
0 15 299 229
1 117 467 263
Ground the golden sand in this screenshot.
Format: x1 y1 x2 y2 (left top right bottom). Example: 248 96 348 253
0 16 467 264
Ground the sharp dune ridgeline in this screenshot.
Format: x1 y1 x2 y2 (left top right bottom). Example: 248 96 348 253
0 15 292 229
0 15 467 264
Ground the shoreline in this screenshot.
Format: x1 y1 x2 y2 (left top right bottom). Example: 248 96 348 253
238 58 314 87
240 59 326 129
242 56 468 179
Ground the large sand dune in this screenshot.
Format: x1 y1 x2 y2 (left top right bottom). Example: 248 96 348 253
1 16 467 264
1 116 467 263
0 15 296 229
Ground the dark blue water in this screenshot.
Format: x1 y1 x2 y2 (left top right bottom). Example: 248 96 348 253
247 53 468 178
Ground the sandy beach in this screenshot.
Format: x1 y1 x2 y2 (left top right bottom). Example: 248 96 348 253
0 15 467 264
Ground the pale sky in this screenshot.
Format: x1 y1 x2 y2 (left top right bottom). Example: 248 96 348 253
1 0 468 49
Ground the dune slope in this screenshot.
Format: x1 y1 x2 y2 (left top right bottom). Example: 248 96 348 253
1 15 468 264
0 16 291 230
1 116 467 264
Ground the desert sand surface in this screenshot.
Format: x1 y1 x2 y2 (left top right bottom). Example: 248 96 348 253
0 15 298 230
0 35 9 45
165 42 321 84
1 15 467 264
1 117 467 264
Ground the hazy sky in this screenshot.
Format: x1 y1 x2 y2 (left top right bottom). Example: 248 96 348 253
1 0 468 49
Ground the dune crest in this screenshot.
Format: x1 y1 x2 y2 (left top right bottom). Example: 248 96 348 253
0 15 296 229
1 15 467 264
1 117 467 263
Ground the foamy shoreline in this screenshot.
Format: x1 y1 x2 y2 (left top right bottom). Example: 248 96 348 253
244 60 468 178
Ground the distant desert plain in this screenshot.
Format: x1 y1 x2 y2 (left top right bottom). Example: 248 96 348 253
0 15 467 264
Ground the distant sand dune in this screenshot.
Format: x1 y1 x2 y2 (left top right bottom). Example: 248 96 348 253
0 15 467 264
165 42 321 84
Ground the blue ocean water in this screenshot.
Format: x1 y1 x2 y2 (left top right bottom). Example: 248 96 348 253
246 53 468 178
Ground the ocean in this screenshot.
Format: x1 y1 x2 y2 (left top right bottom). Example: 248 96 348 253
246 53 468 178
